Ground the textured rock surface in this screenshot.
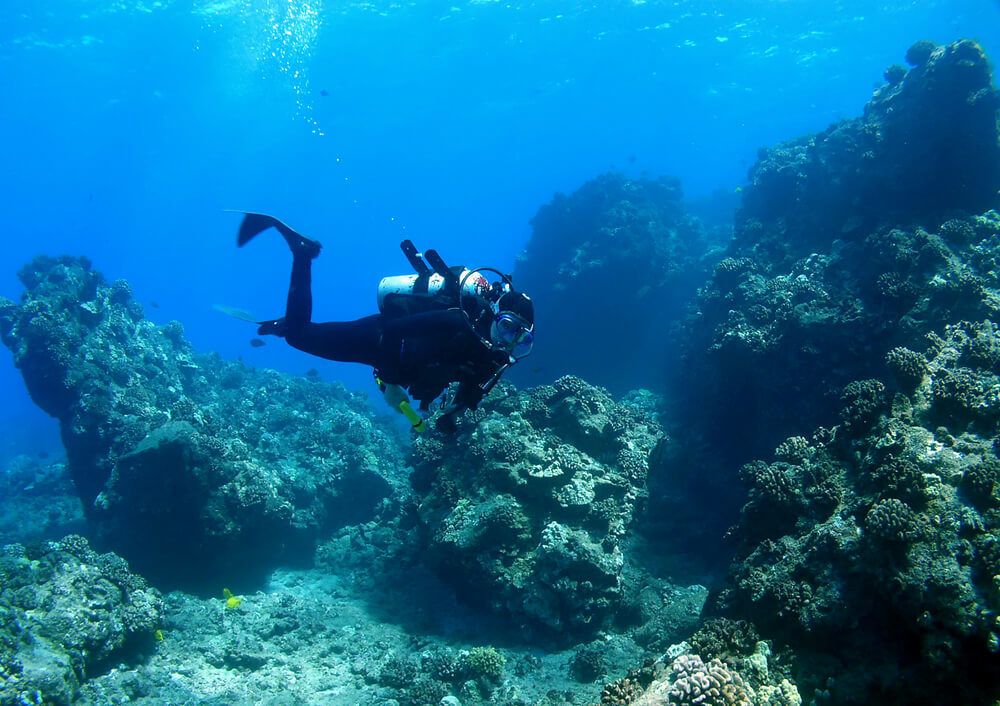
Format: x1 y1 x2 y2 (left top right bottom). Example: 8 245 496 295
711 324 1000 703
410 376 663 641
599 648 799 706
680 40 1000 465
0 256 407 590
0 536 163 706
736 39 1000 266
512 173 720 393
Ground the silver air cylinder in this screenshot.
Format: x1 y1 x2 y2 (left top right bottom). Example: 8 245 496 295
377 269 488 311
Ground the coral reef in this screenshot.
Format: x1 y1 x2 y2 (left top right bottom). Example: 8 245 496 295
599 649 800 706
711 323 1000 703
679 41 1000 465
512 173 719 393
653 39 1000 706
737 39 999 265
46 556 650 705
0 536 163 705
0 256 407 590
410 376 664 641
662 654 753 706
2 36 999 706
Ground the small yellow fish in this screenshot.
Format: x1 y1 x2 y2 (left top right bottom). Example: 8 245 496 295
223 587 243 610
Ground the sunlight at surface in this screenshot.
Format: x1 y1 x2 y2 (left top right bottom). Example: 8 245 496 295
197 0 325 134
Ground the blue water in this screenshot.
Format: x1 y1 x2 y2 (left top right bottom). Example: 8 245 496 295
2 0 999 463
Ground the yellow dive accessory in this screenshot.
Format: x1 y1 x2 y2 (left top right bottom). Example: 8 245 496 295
376 376 427 433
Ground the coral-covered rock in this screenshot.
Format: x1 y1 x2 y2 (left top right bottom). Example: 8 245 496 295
677 40 1000 471
663 654 753 706
737 39 999 265
603 651 797 706
0 536 163 706
410 376 662 641
713 325 1000 703
512 172 718 392
0 256 407 590
683 163 1000 466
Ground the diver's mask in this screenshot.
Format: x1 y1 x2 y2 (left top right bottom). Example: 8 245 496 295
491 311 534 359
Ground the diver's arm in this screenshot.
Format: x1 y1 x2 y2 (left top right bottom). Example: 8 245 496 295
434 367 497 434
435 384 481 434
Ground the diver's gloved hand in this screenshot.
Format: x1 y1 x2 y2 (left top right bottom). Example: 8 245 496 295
435 405 461 435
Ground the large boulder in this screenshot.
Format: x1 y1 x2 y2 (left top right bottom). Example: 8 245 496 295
0 536 163 706
0 256 407 590
409 376 663 642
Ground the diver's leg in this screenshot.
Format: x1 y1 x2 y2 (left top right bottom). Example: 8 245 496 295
257 250 318 336
286 253 313 329
284 315 385 365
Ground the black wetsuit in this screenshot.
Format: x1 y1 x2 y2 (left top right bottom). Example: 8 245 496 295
279 251 509 411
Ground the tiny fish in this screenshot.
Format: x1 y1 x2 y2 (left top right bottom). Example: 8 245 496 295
320 89 330 97
150 300 160 309
249 338 267 348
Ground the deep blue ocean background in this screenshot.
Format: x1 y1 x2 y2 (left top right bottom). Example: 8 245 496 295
2 0 999 465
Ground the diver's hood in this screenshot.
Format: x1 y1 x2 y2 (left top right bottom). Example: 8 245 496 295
496 290 534 327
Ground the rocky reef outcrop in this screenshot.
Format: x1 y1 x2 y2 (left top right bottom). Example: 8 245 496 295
736 39 1000 267
512 173 719 393
410 376 664 642
0 256 407 590
599 646 801 706
0 536 163 706
709 321 1000 704
680 40 1000 465
627 39 1000 706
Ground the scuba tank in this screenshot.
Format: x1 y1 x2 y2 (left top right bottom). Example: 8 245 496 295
377 270 489 317
377 239 490 318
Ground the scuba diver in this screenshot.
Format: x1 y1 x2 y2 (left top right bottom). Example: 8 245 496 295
234 212 535 434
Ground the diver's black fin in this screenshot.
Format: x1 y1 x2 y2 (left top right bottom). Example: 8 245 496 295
235 212 284 247
232 211 322 258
